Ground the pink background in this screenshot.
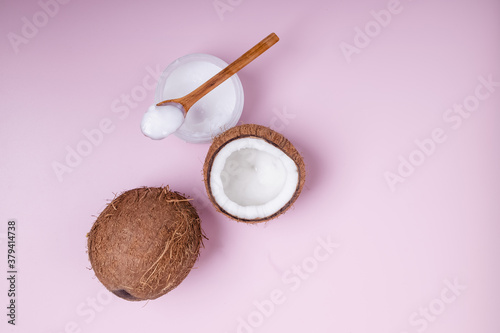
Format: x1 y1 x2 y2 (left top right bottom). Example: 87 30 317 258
1 0 499 332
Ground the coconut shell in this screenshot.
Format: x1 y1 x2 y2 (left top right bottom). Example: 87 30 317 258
87 187 203 301
203 124 306 223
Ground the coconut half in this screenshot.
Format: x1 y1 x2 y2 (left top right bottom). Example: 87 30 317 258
204 124 305 222
87 187 203 301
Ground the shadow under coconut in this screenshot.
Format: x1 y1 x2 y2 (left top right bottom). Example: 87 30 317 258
183 186 224 270
288 130 329 203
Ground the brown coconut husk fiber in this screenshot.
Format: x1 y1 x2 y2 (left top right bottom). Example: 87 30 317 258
87 186 203 301
203 124 306 223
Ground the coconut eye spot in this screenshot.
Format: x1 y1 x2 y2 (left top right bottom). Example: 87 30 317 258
112 289 140 301
221 148 287 206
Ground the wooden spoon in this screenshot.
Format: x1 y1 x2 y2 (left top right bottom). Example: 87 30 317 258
156 33 279 111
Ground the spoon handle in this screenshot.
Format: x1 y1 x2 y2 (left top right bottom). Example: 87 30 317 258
159 33 279 111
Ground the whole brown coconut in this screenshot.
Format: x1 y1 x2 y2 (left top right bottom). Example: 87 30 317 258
204 124 306 223
87 187 203 301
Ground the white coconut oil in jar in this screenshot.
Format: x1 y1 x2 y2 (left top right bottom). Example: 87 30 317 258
154 53 244 143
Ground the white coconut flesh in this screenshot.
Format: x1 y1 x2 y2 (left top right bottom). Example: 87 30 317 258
209 137 299 220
